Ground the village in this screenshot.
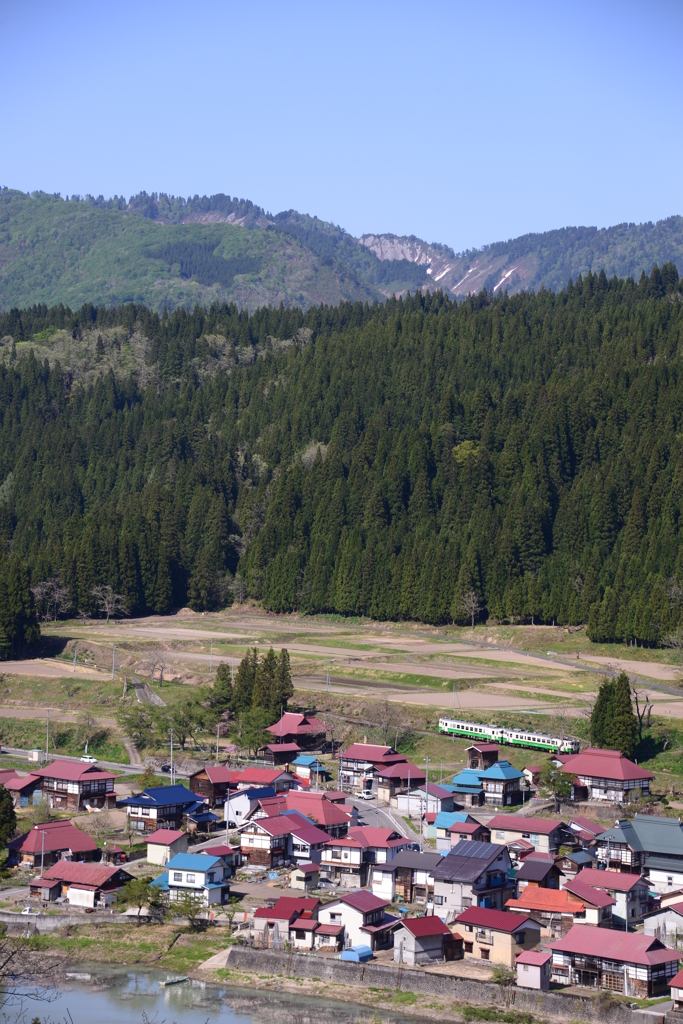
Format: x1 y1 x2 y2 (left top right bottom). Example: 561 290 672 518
3 702 683 1021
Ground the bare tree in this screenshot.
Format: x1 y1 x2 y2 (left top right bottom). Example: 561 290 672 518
632 683 654 742
91 584 129 623
31 577 72 622
376 700 395 746
459 590 482 629
0 936 70 1010
296 567 311 601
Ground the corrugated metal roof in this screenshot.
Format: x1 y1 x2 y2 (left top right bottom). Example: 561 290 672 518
30 760 115 782
39 862 126 886
560 749 654 782
548 924 679 966
516 858 557 881
9 821 97 855
146 829 185 845
487 815 564 835
400 916 451 938
563 877 616 907
327 891 388 913
574 867 645 892
516 950 552 966
456 906 531 932
165 853 221 871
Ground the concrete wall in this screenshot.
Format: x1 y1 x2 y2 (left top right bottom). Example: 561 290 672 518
226 946 641 1024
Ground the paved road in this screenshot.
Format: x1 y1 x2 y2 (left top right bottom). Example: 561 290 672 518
1 746 188 778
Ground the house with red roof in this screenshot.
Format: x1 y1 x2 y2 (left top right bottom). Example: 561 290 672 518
548 924 680 996
507 882 614 936
566 816 605 849
394 915 458 965
267 711 329 750
466 744 500 772
8 820 98 868
189 766 293 806
455 906 541 968
375 762 425 802
246 789 354 836
516 949 552 990
339 743 408 791
321 826 409 888
30 860 132 908
317 890 399 950
252 895 320 944
556 748 653 803
28 760 116 811
670 966 683 1010
145 828 188 866
487 815 566 855
570 867 650 926
241 811 329 868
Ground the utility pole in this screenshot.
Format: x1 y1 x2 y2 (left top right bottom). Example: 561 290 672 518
170 729 174 786
216 722 220 761
45 709 49 762
226 786 231 845
40 830 47 875
73 643 78 669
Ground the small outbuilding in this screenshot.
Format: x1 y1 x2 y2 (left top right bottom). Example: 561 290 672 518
516 949 551 990
394 916 456 966
670 967 683 1010
291 861 320 890
341 945 373 962
146 828 188 866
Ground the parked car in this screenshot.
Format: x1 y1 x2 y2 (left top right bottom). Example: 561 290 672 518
358 790 375 801
80 754 98 764
21 907 40 916
160 764 172 774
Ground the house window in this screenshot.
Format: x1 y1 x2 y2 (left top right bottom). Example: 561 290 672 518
186 874 195 883
523 965 529 972
481 949 489 960
464 942 473 953
433 895 443 906
330 913 341 922
173 873 182 881
141 807 150 816
515 932 525 945
466 925 473 933
296 930 305 940
495 832 505 839
668 877 674 887
530 834 539 844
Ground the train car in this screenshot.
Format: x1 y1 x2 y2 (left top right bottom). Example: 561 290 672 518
437 719 504 742
437 718 579 754
502 728 579 754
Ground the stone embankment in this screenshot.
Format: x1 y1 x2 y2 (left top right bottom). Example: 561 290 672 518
226 947 655 1024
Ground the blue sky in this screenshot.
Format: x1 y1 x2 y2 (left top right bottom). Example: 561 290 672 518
1 0 681 252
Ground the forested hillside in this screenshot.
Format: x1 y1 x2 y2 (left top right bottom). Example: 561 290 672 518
2 187 683 312
1 265 683 648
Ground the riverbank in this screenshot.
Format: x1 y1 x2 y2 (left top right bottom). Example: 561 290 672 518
33 924 652 1024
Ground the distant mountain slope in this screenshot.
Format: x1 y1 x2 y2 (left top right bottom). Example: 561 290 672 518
0 187 681 311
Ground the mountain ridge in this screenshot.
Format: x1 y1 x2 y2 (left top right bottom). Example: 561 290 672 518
0 186 681 312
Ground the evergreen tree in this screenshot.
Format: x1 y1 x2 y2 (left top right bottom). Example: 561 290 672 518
231 648 258 713
0 784 17 847
608 671 637 758
252 648 278 718
212 663 234 714
273 649 294 715
590 679 615 747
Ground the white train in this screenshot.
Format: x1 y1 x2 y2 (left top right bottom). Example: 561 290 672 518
438 717 579 754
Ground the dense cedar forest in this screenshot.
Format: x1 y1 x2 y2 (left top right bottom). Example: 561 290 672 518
1 263 683 652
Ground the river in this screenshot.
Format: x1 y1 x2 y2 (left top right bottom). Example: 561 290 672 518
8 965 415 1024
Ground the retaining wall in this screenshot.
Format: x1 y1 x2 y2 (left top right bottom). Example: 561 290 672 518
226 947 649 1024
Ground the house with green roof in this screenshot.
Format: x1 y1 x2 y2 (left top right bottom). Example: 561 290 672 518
595 814 683 893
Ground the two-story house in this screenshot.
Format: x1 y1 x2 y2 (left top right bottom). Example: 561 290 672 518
29 760 116 811
487 815 566 855
480 761 524 806
159 852 231 906
252 895 321 946
317 891 399 950
119 784 205 833
432 840 514 913
569 868 650 927
338 743 408 791
382 849 443 904
240 811 307 868
594 815 683 893
455 906 541 968
321 826 408 888
506 882 614 937
554 748 653 803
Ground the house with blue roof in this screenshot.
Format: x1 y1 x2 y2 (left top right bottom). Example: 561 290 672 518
434 812 490 851
155 852 231 906
118 784 205 834
450 761 523 809
480 761 524 807
291 755 329 783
